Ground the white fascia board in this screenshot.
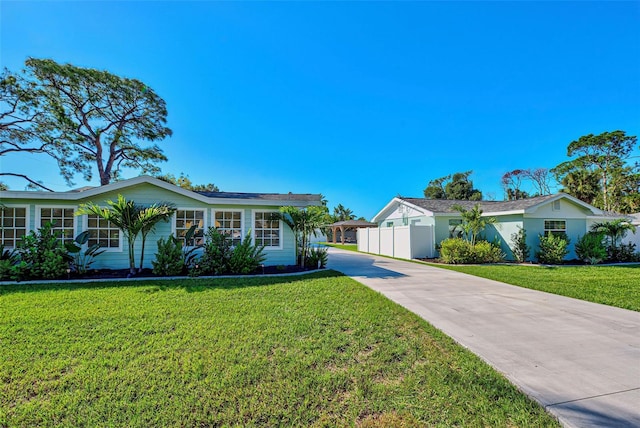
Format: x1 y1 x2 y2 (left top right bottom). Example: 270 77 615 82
371 197 431 223
482 210 524 217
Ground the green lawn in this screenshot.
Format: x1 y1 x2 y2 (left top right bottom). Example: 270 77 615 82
322 242 359 252
433 264 640 312
1 271 558 427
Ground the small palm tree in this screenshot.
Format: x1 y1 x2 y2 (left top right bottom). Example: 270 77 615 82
77 195 176 274
137 202 176 272
279 206 326 267
453 204 496 245
590 219 636 259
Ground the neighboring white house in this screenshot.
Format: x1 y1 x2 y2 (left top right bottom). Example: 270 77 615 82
0 176 322 269
365 193 633 261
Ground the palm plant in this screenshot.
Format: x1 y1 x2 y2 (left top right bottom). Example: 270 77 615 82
137 202 176 272
590 219 636 260
77 195 175 274
453 204 496 245
279 206 326 267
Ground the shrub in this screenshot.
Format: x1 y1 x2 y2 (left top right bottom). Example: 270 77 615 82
575 232 607 265
536 234 570 265
228 234 266 274
192 228 266 276
610 242 639 263
439 238 504 264
13 222 70 280
305 246 329 269
510 226 530 263
152 235 185 276
472 241 506 263
195 228 232 276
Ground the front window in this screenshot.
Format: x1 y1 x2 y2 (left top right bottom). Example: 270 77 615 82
214 211 243 245
1 207 27 248
544 220 566 238
175 210 205 246
40 207 75 243
87 214 120 249
254 211 280 248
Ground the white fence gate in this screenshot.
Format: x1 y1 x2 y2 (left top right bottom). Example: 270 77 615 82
357 225 434 259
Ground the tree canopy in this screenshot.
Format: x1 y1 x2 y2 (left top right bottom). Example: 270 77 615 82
552 131 638 212
2 58 172 188
154 172 219 192
0 68 57 190
424 171 482 201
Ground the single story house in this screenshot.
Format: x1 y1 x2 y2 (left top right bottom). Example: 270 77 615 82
0 176 322 269
369 193 631 261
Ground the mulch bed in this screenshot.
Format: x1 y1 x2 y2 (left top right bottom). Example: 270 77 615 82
72 265 309 280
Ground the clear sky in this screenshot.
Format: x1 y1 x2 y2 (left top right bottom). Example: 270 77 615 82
1 1 639 219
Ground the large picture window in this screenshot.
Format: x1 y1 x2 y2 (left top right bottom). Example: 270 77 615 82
1 207 27 248
39 207 75 243
214 210 243 245
175 210 205 246
87 214 120 249
254 211 281 248
544 220 567 237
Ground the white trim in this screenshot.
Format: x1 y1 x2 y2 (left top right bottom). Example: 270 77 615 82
252 209 283 250
80 213 123 253
0 204 30 248
0 175 321 207
543 219 567 235
172 208 207 247
35 205 78 242
371 197 432 223
212 209 245 243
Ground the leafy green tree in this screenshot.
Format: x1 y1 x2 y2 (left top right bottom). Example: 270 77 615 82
453 204 496 245
278 206 326 267
77 195 175 274
590 219 637 261
554 168 601 205
22 58 172 186
424 171 482 200
155 172 219 192
0 68 56 191
552 131 638 212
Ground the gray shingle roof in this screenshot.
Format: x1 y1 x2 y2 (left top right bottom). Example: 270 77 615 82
195 191 321 202
399 194 560 214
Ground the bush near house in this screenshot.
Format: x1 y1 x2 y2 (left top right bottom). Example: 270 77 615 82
439 238 505 264
536 234 570 265
575 232 607 265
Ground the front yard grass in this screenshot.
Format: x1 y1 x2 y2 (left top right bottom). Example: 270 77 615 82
433 264 640 312
1 271 558 427
322 242 359 252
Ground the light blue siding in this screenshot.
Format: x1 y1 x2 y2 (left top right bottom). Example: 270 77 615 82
1 183 301 269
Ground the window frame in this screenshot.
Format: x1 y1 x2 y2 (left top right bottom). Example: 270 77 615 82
0 204 30 249
212 209 244 246
544 219 567 237
252 209 283 250
81 212 123 252
35 205 77 244
172 208 207 248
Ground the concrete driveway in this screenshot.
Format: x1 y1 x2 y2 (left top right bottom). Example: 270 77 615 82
327 248 640 428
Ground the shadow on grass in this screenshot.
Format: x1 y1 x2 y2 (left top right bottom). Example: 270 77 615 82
0 269 346 295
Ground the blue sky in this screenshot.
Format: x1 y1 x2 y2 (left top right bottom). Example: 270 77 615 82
1 1 639 219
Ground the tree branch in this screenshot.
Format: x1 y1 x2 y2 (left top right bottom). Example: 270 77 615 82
0 173 54 191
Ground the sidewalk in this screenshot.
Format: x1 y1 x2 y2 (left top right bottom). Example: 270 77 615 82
327 248 640 428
